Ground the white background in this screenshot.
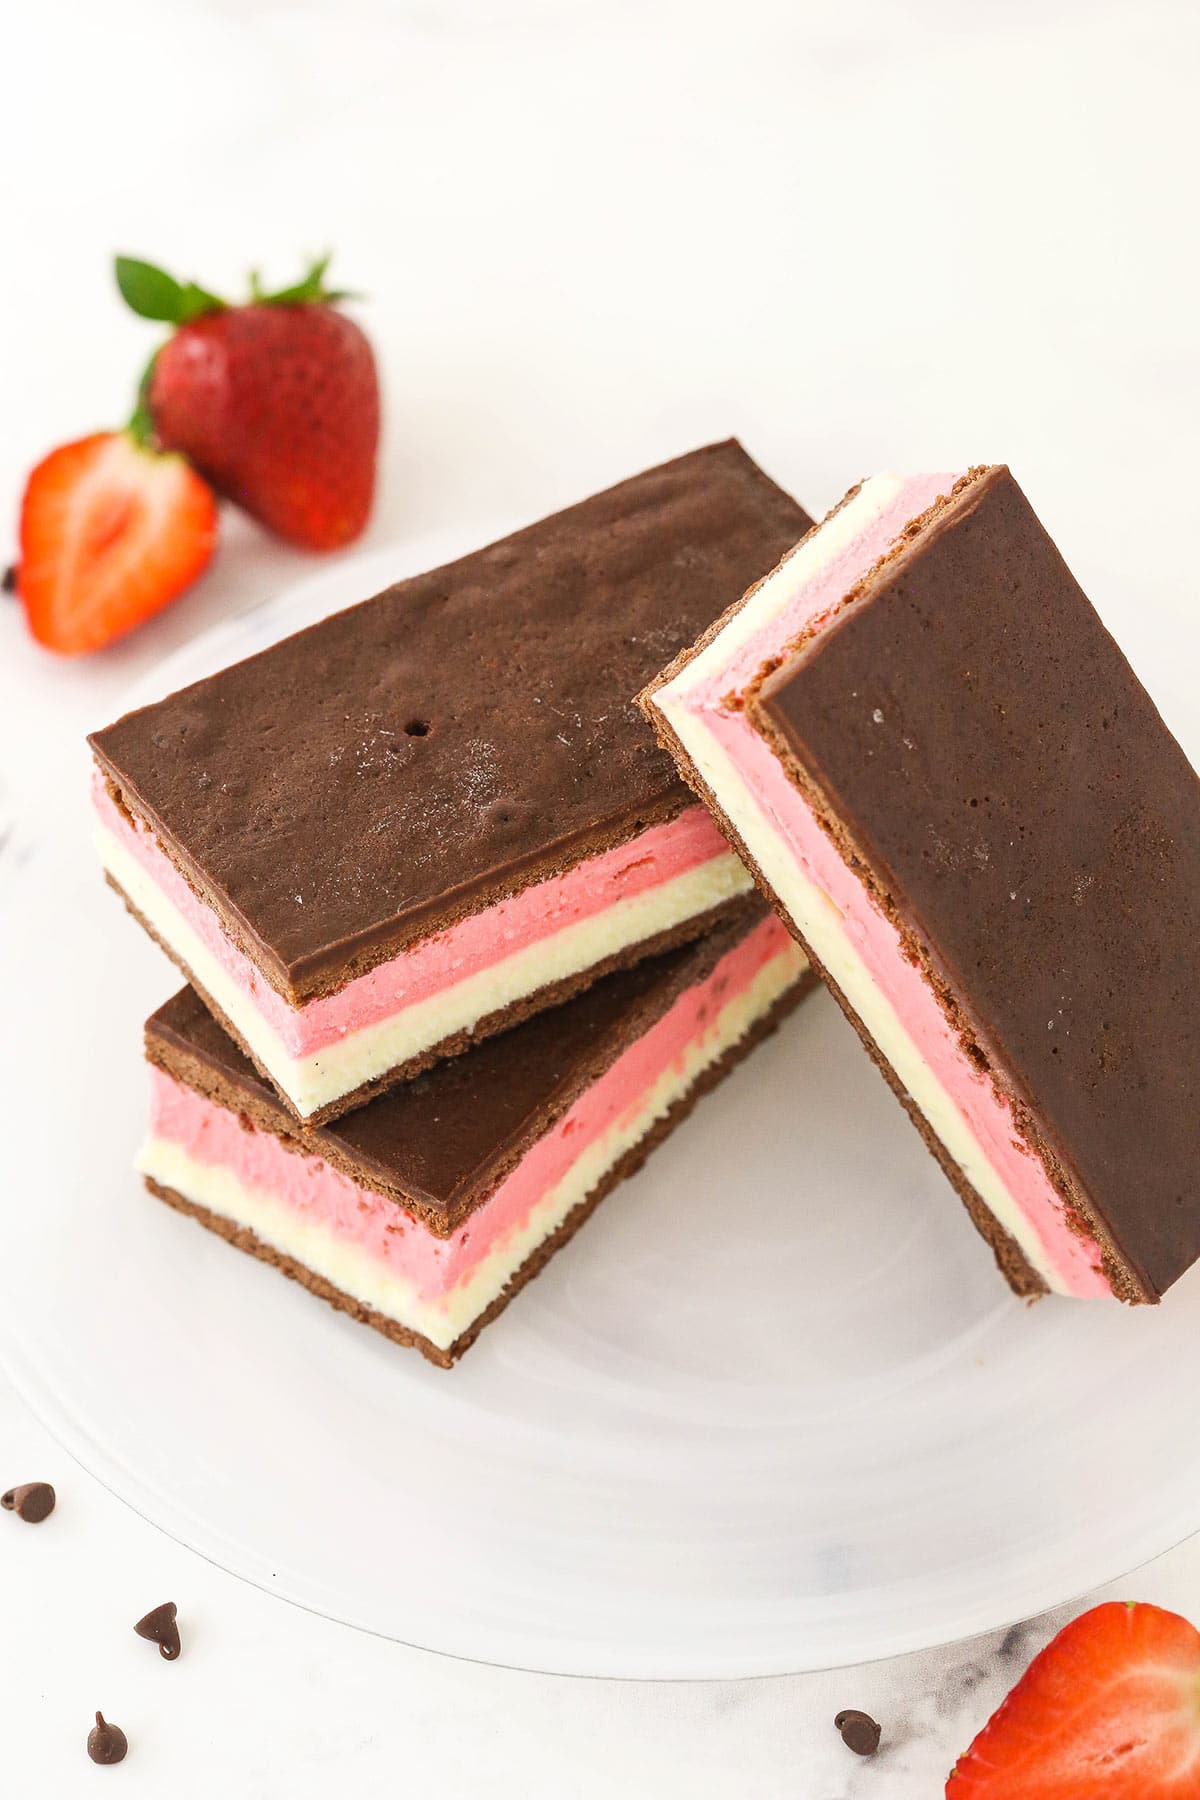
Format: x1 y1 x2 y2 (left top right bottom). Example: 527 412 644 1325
2 0 1198 1792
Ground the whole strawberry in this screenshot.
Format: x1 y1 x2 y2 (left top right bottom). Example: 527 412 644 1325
117 254 379 550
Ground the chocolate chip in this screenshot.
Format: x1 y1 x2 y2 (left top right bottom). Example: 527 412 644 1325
134 1600 181 1661
1 564 16 594
1 1481 55 1522
835 1709 882 1757
87 1713 128 1765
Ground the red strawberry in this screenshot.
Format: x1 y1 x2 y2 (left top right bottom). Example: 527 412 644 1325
116 253 379 550
947 1602 1200 1798
17 432 217 655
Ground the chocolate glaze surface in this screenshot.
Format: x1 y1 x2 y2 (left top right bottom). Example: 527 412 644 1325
92 442 809 999
146 903 772 1231
758 466 1200 1298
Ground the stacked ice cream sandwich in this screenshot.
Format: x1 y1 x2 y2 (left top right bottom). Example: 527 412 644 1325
89 445 1200 1363
88 443 817 1364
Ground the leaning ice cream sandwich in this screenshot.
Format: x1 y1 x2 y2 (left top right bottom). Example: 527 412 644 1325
641 465 1200 1304
90 441 811 1125
138 904 811 1364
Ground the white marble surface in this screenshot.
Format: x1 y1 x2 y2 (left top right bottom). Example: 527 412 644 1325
2 0 1199 1792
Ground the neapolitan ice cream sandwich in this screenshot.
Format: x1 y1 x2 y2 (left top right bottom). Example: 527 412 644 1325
641 465 1200 1304
90 442 811 1124
138 905 811 1364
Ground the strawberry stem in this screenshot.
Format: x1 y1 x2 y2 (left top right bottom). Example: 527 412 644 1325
116 251 358 329
250 251 359 307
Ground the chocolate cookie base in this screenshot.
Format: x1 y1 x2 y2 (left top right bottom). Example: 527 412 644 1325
143 974 812 1365
109 868 753 1127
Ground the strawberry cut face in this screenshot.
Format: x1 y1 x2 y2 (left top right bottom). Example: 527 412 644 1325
948 1603 1200 1798
18 432 217 655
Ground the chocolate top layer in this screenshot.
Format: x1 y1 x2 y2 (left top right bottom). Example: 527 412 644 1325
93 442 809 999
757 465 1200 1298
146 908 762 1231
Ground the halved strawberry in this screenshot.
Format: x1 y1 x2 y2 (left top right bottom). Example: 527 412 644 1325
947 1602 1200 1798
17 431 217 655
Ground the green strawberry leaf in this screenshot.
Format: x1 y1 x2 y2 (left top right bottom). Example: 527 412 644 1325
126 346 163 447
251 251 360 307
115 256 225 323
177 280 226 321
258 251 332 305
115 257 185 321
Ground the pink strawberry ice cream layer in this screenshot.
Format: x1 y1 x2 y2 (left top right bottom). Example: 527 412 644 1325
658 473 1111 1299
92 773 734 1056
142 913 797 1335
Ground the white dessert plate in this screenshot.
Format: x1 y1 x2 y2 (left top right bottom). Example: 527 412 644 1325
2 529 1199 1680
